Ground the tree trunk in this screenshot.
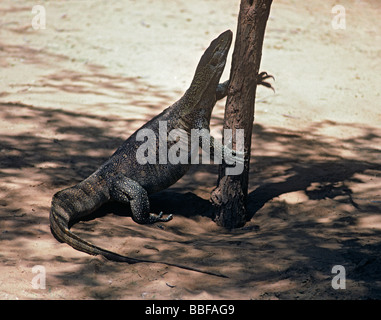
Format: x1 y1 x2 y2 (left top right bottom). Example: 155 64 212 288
211 0 272 229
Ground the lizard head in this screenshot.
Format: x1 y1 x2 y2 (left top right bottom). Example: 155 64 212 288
183 30 233 109
195 29 233 78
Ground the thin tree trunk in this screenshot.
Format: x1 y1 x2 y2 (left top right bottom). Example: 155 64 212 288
211 0 272 229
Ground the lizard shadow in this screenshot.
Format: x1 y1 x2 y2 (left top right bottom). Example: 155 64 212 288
78 190 213 226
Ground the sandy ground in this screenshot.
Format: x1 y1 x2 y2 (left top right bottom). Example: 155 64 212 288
0 0 380 300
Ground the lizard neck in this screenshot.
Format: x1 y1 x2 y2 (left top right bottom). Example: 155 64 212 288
173 30 232 130
177 84 217 129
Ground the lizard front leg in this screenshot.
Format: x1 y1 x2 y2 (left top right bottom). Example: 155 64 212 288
197 131 245 165
216 80 230 100
216 71 275 100
209 135 245 165
257 71 275 91
110 175 173 224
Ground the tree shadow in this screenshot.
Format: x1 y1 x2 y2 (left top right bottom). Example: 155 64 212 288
1 97 381 299
0 4 380 297
247 157 380 219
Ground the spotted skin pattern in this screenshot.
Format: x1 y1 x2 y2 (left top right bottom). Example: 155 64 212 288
49 30 273 277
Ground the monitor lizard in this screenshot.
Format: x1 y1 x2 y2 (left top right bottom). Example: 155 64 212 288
50 30 273 277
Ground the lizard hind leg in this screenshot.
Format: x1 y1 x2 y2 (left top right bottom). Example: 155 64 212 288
153 211 173 223
110 175 172 224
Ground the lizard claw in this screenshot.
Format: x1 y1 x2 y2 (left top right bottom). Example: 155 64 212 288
232 154 245 166
223 148 246 166
257 71 275 92
150 212 173 223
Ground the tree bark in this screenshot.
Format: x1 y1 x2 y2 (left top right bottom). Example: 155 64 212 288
211 0 272 229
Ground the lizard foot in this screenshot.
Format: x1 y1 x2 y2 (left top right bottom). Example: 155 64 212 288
257 71 275 92
149 212 173 223
223 147 246 166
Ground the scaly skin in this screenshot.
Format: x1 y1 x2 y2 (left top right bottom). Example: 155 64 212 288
50 30 233 277
50 30 273 277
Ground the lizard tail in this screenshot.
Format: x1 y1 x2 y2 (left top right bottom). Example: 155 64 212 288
50 200 228 278
50 205 142 263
